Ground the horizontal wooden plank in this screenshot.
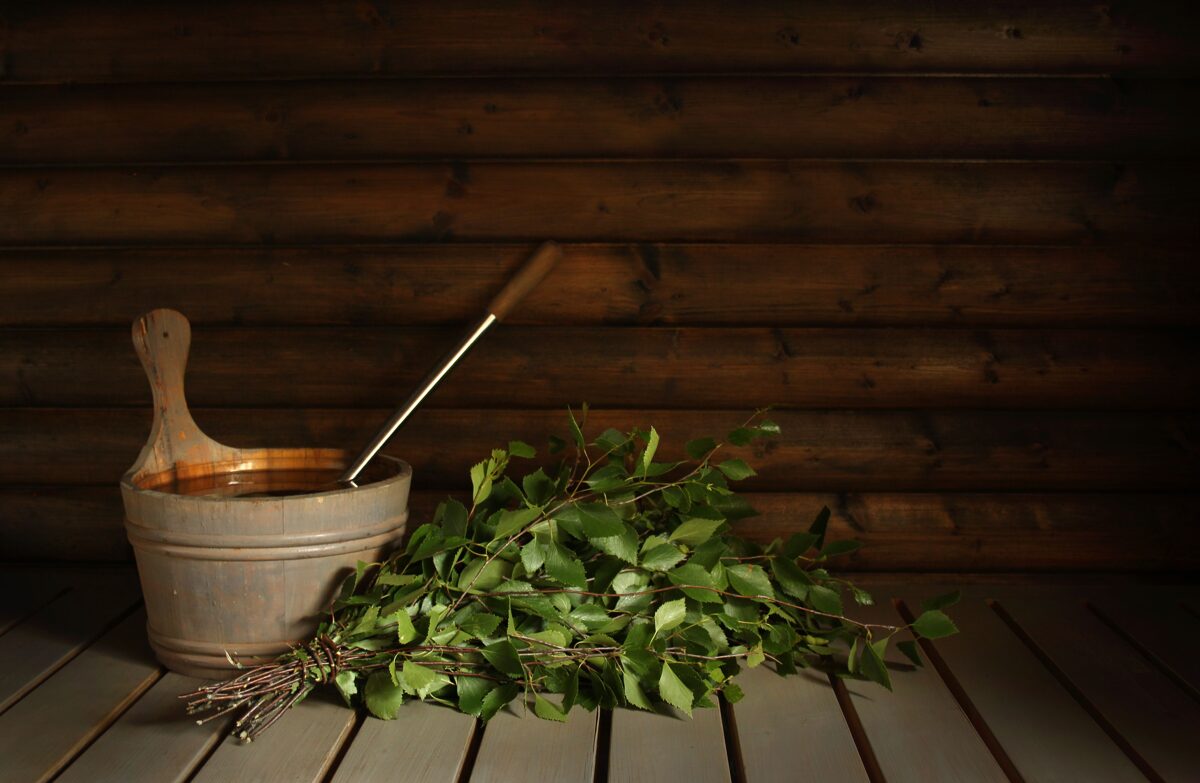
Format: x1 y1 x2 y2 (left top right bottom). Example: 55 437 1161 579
2 162 1195 245
0 609 160 783
3 1 1195 82
2 408 1196 491
608 703 730 783
6 487 1199 571
900 590 1144 782
3 245 1196 328
0 571 142 713
55 672 225 783
994 589 1200 780
8 326 1195 410
330 703 476 783
4 77 1196 163
471 702 598 783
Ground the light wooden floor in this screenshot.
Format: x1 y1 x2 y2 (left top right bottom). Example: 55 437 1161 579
2 568 1197 782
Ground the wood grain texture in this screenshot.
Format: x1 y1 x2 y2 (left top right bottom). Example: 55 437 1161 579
994 590 1200 780
8 326 1197 410
2 245 1195 328
4 77 1197 163
191 692 357 783
330 704 476 783
733 665 868 782
841 600 1008 783
0 571 141 712
3 0 1195 82
55 673 225 783
3 408 1195 491
608 704 730 783
9 487 1200 571
900 589 1144 782
0 567 74 636
0 609 160 783
470 702 598 783
1 161 1195 245
1089 592 1200 695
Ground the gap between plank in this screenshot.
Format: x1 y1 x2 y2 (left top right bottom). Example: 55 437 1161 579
828 674 886 783
454 717 486 783
0 599 144 718
987 600 1164 783
1085 603 1200 706
894 599 1025 783
179 716 235 783
45 666 165 783
592 708 612 783
718 694 747 783
318 709 368 783
0 585 72 638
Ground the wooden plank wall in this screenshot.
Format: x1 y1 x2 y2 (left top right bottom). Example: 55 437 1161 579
1 0 1198 570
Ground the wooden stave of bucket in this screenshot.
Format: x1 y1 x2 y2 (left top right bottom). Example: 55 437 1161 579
120 309 412 679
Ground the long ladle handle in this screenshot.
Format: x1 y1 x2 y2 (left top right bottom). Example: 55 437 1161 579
340 241 563 483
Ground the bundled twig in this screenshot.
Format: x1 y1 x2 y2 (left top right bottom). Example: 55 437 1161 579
184 410 960 741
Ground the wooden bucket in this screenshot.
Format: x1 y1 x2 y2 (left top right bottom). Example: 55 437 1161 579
120 309 412 678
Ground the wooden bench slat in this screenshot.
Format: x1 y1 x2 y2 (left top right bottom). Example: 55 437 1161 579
1089 590 1200 696
0 571 141 712
903 588 1143 782
994 589 1200 780
0 567 75 636
608 704 729 783
0 609 159 783
843 598 1008 783
330 703 476 783
55 672 223 783
733 665 868 782
469 701 598 783
191 692 356 783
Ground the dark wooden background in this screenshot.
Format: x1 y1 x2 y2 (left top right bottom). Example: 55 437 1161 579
2 1 1198 570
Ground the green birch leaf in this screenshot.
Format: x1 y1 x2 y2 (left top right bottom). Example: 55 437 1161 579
479 683 520 721
658 663 694 716
623 668 653 710
852 587 875 606
440 500 469 538
820 539 862 559
860 638 892 690
482 639 524 678
334 671 358 707
912 610 958 639
782 532 819 559
668 517 725 547
641 543 686 572
638 427 660 476
726 564 775 600
508 440 536 458
563 502 625 538
364 669 405 720
522 468 556 506
722 681 745 704
920 590 962 613
654 598 687 637
808 584 843 615
494 507 543 540
717 459 756 481
685 437 718 460
808 506 832 549
746 642 765 668
401 660 451 699
456 675 494 717
520 540 545 573
543 542 588 590
897 640 924 667
458 612 502 641
470 460 492 505
727 427 755 446
591 523 639 565
667 563 723 603
390 609 417 644
568 405 587 449
769 556 813 600
534 694 569 722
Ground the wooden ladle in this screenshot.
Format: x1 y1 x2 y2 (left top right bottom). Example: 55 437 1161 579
340 240 563 483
